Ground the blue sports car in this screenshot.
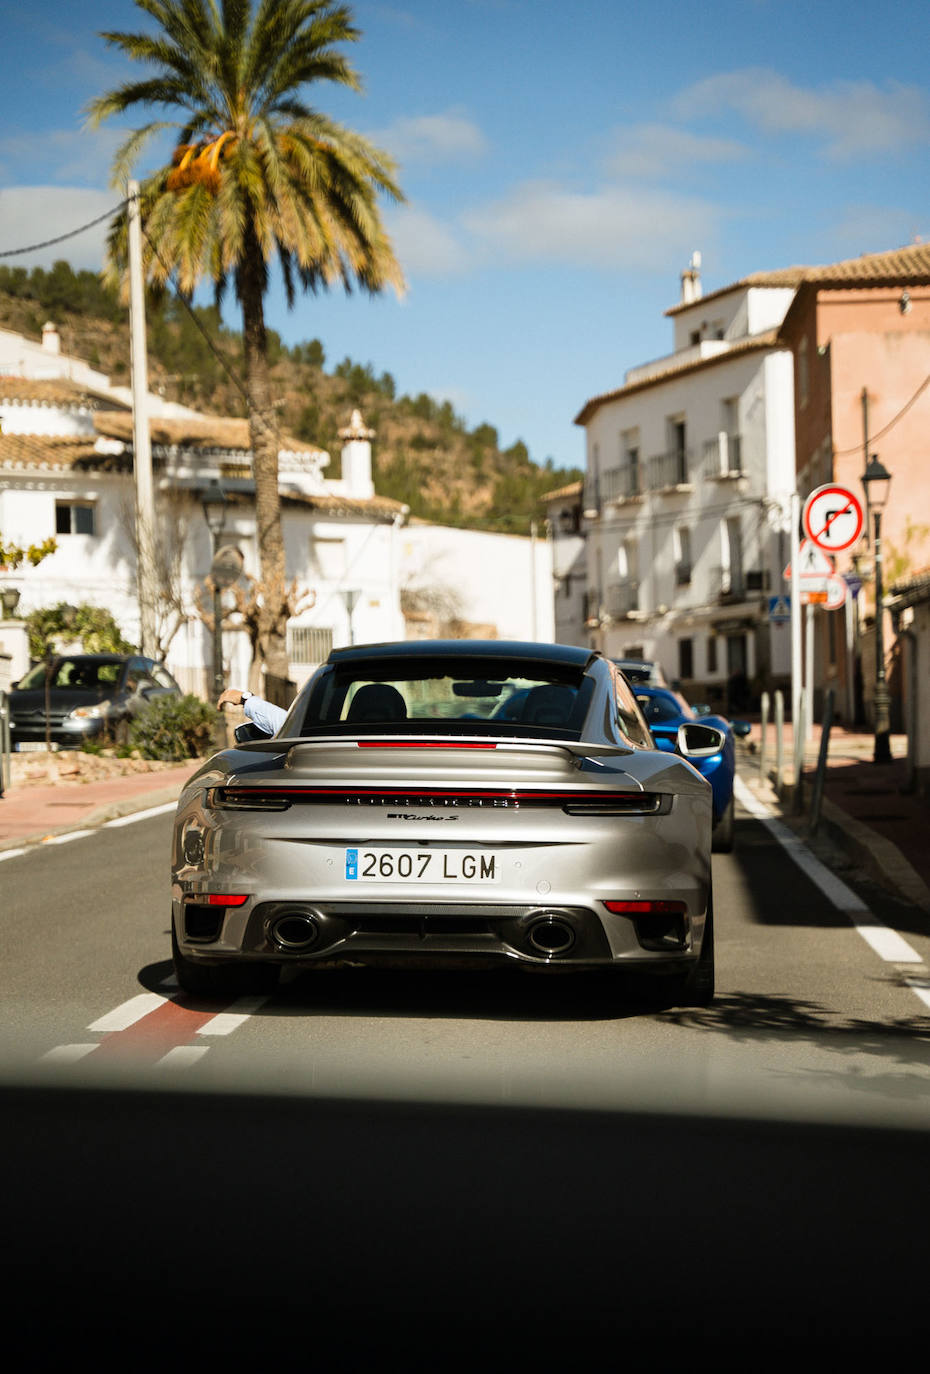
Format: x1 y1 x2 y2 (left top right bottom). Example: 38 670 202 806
632 687 738 852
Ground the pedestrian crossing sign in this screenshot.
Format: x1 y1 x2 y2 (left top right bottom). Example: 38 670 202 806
768 595 790 623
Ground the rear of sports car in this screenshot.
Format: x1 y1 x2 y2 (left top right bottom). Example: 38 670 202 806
173 750 712 1002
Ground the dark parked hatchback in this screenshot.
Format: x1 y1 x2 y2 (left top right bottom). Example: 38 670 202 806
9 654 181 750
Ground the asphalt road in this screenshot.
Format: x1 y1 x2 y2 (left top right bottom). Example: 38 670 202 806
3 797 930 1361
2 794 930 1124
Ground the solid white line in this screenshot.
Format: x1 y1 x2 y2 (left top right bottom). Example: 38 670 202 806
0 848 27 862
734 776 923 965
904 978 930 1010
43 830 97 845
154 1046 210 1068
41 1044 100 1063
196 996 268 1036
88 992 167 1032
104 802 176 828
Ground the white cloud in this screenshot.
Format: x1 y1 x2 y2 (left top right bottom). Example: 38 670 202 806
371 110 488 166
386 204 471 278
674 68 930 159
0 187 120 271
604 123 747 180
0 127 125 188
462 181 719 271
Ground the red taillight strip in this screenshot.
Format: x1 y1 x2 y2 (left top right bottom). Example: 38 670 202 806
218 787 644 802
603 900 686 915
356 741 499 749
205 894 250 907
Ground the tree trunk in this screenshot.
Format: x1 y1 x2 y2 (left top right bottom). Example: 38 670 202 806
238 230 290 681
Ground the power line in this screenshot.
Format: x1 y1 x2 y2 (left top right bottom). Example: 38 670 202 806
833 372 930 457
0 202 127 259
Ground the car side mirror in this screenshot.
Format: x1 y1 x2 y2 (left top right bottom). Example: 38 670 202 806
730 719 752 738
235 721 272 744
676 722 725 758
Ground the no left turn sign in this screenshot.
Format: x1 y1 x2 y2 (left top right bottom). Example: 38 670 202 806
802 485 864 553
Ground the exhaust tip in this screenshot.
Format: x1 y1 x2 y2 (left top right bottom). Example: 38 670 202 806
527 913 576 956
269 910 320 951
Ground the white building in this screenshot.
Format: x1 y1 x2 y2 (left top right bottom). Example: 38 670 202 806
574 258 802 708
0 323 552 696
540 480 587 648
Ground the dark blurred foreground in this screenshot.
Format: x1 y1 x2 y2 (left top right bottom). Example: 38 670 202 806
3 1079 926 1365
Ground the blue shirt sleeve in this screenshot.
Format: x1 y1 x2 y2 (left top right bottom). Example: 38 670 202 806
244 696 288 736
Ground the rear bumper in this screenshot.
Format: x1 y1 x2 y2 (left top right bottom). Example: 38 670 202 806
172 893 708 973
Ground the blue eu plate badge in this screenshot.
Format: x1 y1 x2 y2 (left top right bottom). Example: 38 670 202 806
345 848 359 880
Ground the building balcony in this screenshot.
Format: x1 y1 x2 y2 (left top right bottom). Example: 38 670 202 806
647 450 692 492
702 433 743 480
604 579 640 618
601 463 642 503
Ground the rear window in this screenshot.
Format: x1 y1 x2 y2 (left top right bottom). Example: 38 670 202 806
285 656 594 740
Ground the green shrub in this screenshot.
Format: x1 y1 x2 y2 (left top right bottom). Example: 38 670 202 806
129 693 221 761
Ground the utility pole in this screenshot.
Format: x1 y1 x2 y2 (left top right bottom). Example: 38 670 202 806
127 180 158 658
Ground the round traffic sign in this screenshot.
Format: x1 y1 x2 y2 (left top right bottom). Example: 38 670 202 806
802 485 864 553
823 574 849 611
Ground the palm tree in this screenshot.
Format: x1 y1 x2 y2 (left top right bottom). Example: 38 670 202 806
88 0 404 679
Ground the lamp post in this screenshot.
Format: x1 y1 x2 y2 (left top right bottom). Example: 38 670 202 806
200 481 228 700
861 454 892 764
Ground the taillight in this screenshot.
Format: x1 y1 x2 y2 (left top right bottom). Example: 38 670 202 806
205 894 249 906
603 900 688 952
603 900 686 915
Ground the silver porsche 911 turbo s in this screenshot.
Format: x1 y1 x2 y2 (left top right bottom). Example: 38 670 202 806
171 640 721 1005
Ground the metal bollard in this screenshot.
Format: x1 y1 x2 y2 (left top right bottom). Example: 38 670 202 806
774 690 784 796
759 691 770 784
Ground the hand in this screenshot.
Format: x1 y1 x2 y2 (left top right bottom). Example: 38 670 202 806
217 688 245 708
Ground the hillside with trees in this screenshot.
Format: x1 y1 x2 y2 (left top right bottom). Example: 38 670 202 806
0 261 581 533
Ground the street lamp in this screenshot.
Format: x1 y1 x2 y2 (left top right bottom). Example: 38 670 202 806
200 481 228 700
861 453 892 764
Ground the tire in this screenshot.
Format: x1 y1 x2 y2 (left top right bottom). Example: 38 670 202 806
711 793 735 853
171 923 278 998
663 892 715 1008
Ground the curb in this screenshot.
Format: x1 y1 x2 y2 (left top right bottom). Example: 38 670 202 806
739 762 930 916
813 796 930 914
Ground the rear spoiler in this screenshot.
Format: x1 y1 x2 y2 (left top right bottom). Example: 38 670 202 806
230 733 635 761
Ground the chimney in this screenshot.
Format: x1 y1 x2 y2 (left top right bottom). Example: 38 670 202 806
41 321 61 354
679 251 703 305
338 409 375 498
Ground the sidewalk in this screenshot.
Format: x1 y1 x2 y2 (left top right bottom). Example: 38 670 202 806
737 721 930 914
0 759 200 850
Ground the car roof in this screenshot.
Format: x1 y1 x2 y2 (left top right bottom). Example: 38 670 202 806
327 639 599 670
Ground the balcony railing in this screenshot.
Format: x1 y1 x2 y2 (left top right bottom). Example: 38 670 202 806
710 566 746 601
647 449 691 491
604 579 640 618
702 432 743 479
601 462 642 503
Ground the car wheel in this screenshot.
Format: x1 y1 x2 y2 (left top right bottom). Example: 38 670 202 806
171 924 278 998
711 793 735 853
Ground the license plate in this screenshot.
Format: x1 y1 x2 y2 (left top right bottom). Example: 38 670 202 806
14 741 59 752
345 847 501 883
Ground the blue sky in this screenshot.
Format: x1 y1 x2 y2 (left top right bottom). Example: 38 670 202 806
1 0 929 474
